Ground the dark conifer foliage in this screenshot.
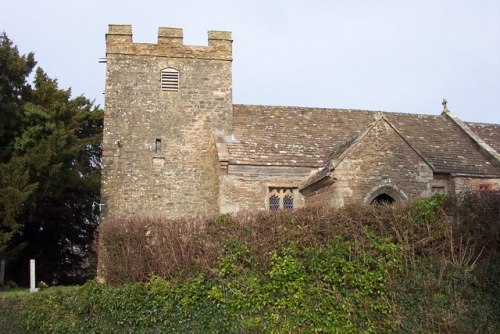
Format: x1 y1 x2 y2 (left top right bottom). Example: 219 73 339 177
0 33 103 285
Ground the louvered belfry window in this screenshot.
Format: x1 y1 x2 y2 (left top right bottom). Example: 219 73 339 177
160 68 179 91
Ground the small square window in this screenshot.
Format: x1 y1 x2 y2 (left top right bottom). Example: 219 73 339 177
431 186 446 195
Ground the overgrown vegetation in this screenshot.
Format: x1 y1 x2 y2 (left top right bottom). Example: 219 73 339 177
1 191 499 333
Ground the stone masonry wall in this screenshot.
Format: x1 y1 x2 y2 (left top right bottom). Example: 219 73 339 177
219 166 312 213
305 119 433 207
303 180 336 208
452 177 500 193
101 25 233 221
431 173 500 195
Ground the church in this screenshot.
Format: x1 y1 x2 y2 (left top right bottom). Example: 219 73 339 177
100 25 500 222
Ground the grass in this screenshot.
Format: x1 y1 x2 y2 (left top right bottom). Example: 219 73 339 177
0 285 78 298
0 285 80 333
0 288 33 298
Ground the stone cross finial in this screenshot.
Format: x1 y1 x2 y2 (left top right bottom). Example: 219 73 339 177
442 98 448 111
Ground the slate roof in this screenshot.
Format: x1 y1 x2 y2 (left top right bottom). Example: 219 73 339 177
327 133 360 163
466 122 500 153
388 113 499 176
299 167 329 191
228 105 374 167
225 104 500 177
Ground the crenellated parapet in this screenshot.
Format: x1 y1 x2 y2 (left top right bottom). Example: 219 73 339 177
106 24 232 61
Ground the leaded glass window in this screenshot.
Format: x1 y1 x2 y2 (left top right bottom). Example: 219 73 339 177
269 195 280 211
268 188 297 211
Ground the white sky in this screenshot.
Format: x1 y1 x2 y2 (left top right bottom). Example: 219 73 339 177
2 0 499 123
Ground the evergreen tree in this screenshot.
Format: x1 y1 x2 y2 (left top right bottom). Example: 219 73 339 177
0 33 103 285
0 32 35 161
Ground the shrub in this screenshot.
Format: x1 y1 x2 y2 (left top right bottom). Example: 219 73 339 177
0 296 24 333
4 191 497 333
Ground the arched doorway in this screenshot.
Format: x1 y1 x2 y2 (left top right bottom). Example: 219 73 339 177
365 185 407 204
370 193 395 205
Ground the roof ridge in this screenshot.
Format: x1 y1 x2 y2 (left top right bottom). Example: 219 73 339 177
233 104 449 119
465 121 500 127
233 103 375 113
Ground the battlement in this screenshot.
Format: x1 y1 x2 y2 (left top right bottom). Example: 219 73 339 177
106 24 232 61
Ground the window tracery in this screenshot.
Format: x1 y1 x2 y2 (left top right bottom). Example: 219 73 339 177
268 188 296 211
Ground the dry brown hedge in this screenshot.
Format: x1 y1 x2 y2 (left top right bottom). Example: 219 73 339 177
97 191 500 285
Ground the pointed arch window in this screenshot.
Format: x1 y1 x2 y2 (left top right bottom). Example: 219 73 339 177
268 188 296 211
283 195 294 209
269 195 280 211
160 68 179 91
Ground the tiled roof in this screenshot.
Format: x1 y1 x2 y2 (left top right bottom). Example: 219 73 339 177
228 105 374 167
299 167 329 191
466 122 500 153
225 104 500 176
388 113 500 176
300 130 369 191
327 133 360 163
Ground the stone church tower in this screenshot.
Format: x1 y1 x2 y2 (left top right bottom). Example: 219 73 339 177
101 25 233 221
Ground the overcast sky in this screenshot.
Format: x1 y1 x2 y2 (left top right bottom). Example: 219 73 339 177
2 0 499 123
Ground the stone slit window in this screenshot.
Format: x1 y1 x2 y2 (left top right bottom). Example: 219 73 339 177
160 68 179 91
268 188 296 211
155 139 161 154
